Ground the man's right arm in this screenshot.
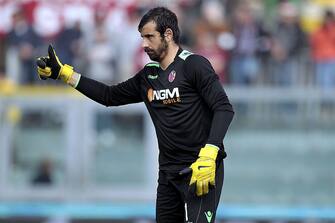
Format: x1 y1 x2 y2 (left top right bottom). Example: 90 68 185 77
37 45 143 106
75 74 143 106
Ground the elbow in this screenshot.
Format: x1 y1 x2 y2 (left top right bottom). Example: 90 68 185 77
212 103 235 122
212 102 234 114
229 109 235 122
230 105 235 117
228 104 235 119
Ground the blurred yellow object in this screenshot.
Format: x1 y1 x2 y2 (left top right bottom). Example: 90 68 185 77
312 0 335 6
6 105 22 124
0 78 17 95
301 17 322 33
16 85 80 96
300 1 321 33
0 84 81 97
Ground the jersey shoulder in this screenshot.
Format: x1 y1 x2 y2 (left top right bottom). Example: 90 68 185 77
180 51 215 81
179 50 209 69
178 49 208 64
178 49 194 61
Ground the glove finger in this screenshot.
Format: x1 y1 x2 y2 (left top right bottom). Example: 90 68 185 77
36 58 46 69
203 180 209 195
40 56 51 66
37 72 47 80
48 44 62 66
38 74 48 80
196 180 203 196
37 67 51 77
41 56 49 62
48 44 57 61
189 175 196 186
38 73 49 79
37 66 51 74
37 67 46 75
37 56 49 62
210 176 215 186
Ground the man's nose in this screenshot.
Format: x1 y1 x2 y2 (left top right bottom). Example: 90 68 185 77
142 39 149 48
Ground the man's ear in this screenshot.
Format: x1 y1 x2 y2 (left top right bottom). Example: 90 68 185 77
164 28 173 42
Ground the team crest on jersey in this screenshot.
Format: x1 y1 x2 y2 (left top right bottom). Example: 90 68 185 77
168 70 176 82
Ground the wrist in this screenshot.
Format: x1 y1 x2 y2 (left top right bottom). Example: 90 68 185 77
59 64 74 83
67 72 81 88
199 144 219 160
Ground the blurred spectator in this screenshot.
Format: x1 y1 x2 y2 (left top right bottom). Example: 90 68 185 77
55 21 83 69
270 1 306 86
32 159 53 185
0 0 325 88
176 0 200 47
195 32 227 83
118 4 143 82
134 44 152 72
0 1 17 36
6 7 40 84
229 1 271 85
0 1 15 78
0 35 6 77
33 2 62 38
86 8 116 84
193 0 228 83
310 9 335 90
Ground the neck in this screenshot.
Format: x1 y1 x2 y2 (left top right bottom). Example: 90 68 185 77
159 43 179 70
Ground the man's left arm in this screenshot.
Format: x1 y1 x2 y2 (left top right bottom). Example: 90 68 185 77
183 55 234 196
186 55 234 149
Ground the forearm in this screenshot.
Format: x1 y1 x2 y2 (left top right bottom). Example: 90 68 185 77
74 74 113 106
207 109 234 148
74 73 143 106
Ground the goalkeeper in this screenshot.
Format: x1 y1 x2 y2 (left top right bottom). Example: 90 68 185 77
37 7 234 223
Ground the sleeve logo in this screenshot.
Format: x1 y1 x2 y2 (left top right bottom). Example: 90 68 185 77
148 74 158 79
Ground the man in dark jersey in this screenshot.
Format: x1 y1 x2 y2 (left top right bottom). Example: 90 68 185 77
36 7 234 223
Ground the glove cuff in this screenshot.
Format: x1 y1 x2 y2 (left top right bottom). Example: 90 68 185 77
59 64 74 82
199 144 219 160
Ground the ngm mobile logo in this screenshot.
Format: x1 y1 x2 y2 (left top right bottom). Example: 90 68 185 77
147 87 181 105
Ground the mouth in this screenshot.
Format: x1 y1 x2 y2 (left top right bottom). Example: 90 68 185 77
145 49 154 54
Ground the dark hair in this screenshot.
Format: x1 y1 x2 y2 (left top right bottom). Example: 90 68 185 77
138 7 180 44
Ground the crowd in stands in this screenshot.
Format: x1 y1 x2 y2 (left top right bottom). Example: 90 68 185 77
0 0 335 88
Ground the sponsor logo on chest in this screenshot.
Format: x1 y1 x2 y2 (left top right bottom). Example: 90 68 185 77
147 87 181 105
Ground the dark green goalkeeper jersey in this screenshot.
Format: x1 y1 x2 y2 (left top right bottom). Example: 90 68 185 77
76 48 234 171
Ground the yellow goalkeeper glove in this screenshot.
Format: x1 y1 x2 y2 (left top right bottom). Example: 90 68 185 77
189 144 218 196
36 45 74 83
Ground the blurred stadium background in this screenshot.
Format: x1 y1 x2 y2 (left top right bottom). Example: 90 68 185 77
0 0 335 222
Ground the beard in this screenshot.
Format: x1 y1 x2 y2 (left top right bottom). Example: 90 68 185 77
144 38 168 62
